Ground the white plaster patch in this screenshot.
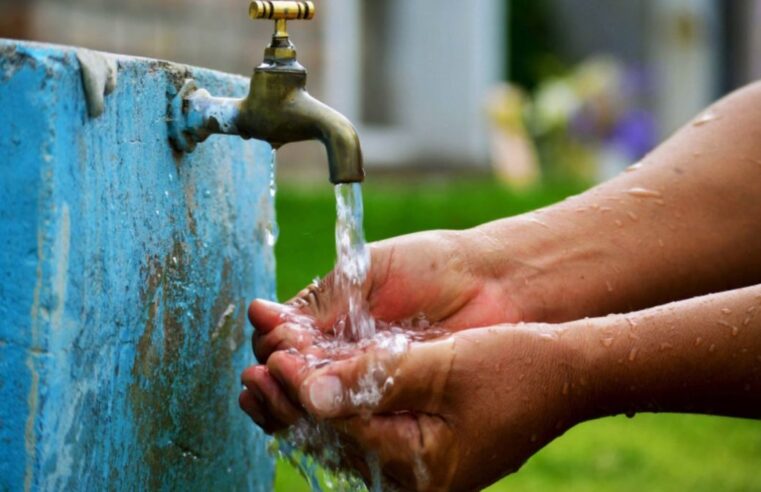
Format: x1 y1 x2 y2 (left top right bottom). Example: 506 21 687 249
51 203 70 330
76 49 118 118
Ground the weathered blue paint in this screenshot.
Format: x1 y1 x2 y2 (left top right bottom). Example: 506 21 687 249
0 40 275 491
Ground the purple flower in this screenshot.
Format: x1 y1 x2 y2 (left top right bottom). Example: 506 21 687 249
609 109 657 161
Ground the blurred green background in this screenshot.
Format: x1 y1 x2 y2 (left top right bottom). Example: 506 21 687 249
272 177 761 491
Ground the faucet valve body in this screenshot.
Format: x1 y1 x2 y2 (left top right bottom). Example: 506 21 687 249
167 1 364 184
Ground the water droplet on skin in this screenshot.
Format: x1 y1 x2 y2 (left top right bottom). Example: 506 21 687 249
615 220 623 228
709 344 716 353
658 238 665 248
627 211 639 222
606 281 614 293
525 357 533 365
717 320 738 336
695 337 703 347
600 207 612 213
744 316 752 326
628 347 639 362
591 203 600 210
539 332 558 342
626 187 663 199
626 318 637 328
721 308 732 315
527 218 550 228
574 207 586 213
693 111 719 126
625 162 642 173
659 342 673 351
747 306 757 314
600 337 615 347
518 374 525 381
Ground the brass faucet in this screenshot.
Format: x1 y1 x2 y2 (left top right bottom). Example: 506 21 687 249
168 1 364 184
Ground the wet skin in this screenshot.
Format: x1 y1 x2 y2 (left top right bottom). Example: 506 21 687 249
240 82 761 490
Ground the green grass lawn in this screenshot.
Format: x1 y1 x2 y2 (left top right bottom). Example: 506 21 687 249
272 176 761 491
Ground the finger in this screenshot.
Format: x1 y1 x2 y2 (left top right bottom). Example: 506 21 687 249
243 364 303 426
266 350 311 404
248 298 297 334
287 276 344 332
238 389 282 434
269 337 454 419
253 322 318 362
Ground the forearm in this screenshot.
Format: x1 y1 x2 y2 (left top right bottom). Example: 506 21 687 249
572 283 761 419
471 82 761 322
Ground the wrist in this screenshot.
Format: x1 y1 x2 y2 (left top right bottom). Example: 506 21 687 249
468 215 614 323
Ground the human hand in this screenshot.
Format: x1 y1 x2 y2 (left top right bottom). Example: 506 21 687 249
249 229 532 364
241 322 590 491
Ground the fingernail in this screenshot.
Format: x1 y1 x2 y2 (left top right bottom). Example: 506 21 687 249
307 376 343 414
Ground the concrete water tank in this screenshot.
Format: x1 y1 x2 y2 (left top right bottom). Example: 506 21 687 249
0 40 275 491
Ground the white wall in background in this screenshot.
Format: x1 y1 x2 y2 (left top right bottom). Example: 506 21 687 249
648 0 721 134
323 0 506 168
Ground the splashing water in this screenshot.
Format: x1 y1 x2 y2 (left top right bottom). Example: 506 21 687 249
268 178 441 491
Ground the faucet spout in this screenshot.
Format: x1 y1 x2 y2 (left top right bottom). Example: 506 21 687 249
286 91 364 184
168 17 364 184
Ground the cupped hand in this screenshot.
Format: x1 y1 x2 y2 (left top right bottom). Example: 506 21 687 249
248 229 529 364
241 322 592 491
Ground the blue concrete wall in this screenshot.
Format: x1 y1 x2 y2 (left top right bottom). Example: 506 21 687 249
0 40 275 491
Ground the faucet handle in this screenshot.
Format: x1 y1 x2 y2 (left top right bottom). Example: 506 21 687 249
249 1 315 20
249 1 315 39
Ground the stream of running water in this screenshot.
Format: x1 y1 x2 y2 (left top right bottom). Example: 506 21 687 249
266 161 437 490
332 183 376 342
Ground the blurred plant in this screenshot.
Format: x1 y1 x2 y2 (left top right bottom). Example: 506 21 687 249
485 84 540 188
487 55 657 186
